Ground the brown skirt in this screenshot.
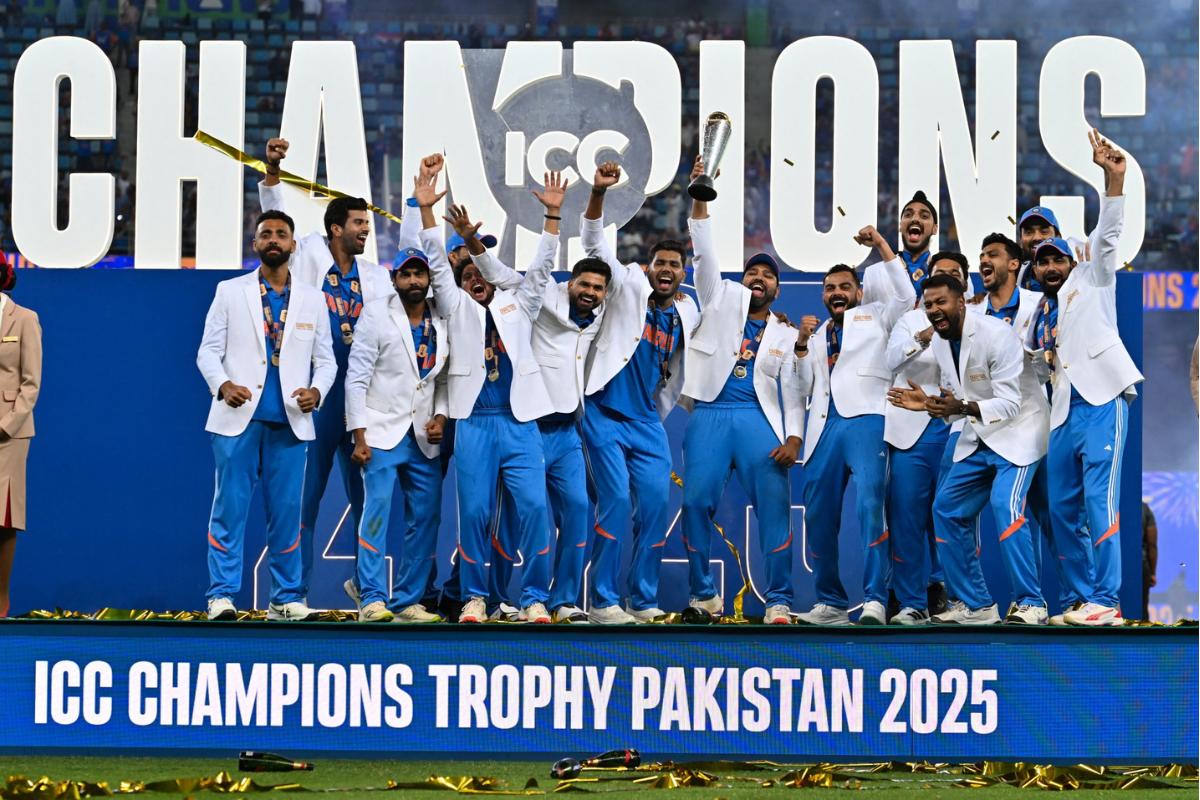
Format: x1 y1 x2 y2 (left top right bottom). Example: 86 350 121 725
0 437 29 530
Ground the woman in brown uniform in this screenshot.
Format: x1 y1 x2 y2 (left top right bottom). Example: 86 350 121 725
0 262 41 617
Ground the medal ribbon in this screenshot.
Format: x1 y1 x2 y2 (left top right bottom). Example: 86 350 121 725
414 309 436 376
733 322 766 377
260 275 291 366
648 304 679 387
323 265 363 344
1038 297 1059 357
825 323 841 372
485 313 505 380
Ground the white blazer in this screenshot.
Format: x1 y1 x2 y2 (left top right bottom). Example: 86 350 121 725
884 307 946 450
931 312 1046 467
343 296 449 456
579 213 701 421
258 180 393 303
1026 197 1143 430
470 232 604 418
794 257 916 462
680 216 804 445
197 269 337 440
424 227 557 422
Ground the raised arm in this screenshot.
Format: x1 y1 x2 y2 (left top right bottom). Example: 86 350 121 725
1084 130 1127 288
411 165 461 318
582 161 639 291
687 155 723 308
791 314 819 398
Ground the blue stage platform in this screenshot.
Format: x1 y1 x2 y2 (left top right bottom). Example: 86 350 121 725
0 619 1193 764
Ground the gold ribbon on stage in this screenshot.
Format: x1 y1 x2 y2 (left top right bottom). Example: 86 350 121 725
192 131 404 225
670 470 749 621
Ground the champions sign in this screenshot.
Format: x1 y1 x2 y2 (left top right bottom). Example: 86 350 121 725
10 36 1147 271
3 622 1195 761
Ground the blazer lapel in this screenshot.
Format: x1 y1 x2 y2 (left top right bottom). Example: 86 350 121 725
0 300 15 339
393 301 419 370
958 312 977 387
243 277 266 356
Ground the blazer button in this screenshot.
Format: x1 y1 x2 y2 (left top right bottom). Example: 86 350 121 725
257 384 263 389
623 357 629 362
261 359 266 365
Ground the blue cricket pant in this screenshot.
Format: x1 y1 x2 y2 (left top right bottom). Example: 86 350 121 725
802 408 889 607
355 435 443 608
934 442 1043 609
489 417 591 611
887 418 949 611
454 409 551 607
681 403 793 608
207 420 307 605
1026 459 1092 609
1047 395 1128 608
582 404 672 611
298 379 364 597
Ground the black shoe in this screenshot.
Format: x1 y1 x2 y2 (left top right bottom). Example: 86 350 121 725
927 582 950 616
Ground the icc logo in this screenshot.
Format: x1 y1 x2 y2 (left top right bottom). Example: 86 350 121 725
403 41 686 268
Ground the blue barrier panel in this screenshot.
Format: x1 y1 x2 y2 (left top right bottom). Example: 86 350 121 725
0 620 1192 762
9 270 1143 617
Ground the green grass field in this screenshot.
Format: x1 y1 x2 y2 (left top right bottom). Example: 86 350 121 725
0 757 1195 799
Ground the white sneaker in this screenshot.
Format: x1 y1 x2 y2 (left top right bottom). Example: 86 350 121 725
932 601 1000 625
521 602 551 624
857 600 887 626
1004 604 1048 626
890 607 930 626
267 601 319 621
458 597 487 624
588 605 637 625
343 579 361 610
763 604 792 625
394 604 442 623
553 605 589 624
1050 602 1084 626
359 600 394 623
206 597 236 621
689 595 723 615
1064 602 1123 627
627 606 665 623
488 602 520 622
796 603 851 626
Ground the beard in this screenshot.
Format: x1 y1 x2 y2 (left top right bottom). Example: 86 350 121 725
258 247 289 268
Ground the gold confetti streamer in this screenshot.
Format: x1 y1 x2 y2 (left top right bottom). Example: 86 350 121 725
991 130 1000 140
1007 215 1017 225
837 206 846 216
193 131 404 225
783 158 794 166
671 471 749 620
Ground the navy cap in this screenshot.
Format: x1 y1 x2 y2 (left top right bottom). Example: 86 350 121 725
447 232 498 252
1018 206 1061 233
744 252 779 277
1032 237 1073 261
392 247 430 271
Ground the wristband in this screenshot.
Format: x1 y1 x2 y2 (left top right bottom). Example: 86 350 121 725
406 197 418 208
266 167 280 176
544 214 562 220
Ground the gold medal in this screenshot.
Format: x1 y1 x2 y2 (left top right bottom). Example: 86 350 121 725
487 369 500 382
271 351 280 367
341 322 353 346
741 349 755 361
1044 351 1055 365
484 347 494 360
733 365 748 379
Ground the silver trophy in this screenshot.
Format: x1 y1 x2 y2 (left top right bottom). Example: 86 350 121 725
688 111 732 201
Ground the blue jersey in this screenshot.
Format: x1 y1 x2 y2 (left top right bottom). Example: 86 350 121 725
597 304 679 422
252 283 288 425
474 311 513 412
707 318 766 405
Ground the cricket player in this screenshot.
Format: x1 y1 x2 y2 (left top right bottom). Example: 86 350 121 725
680 155 803 625
197 210 336 621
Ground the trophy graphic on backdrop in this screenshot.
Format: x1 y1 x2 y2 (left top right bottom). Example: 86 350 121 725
687 111 733 201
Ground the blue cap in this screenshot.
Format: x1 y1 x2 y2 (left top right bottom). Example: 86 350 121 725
744 252 779 277
1018 206 1060 233
446 232 498 252
1032 237 1073 261
392 247 430 271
